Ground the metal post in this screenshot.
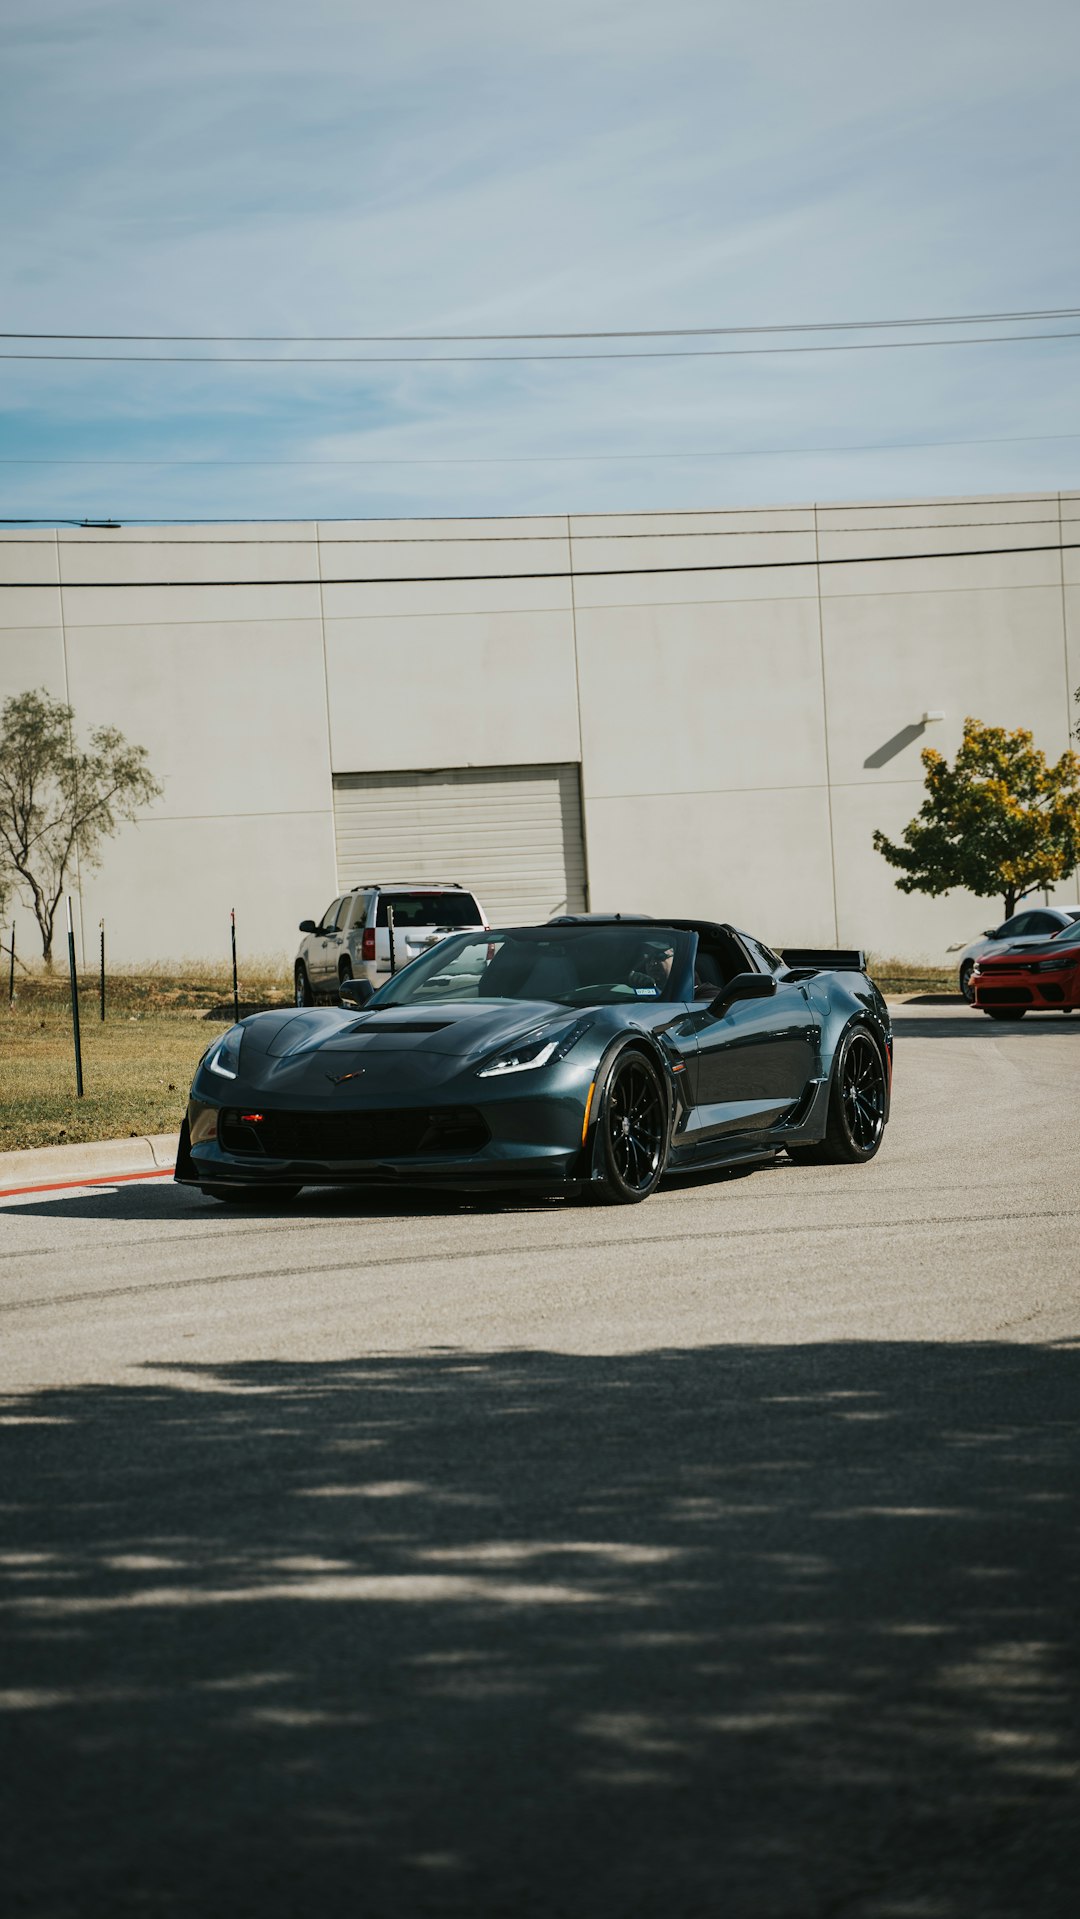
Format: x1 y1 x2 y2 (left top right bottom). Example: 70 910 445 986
231 907 240 1022
99 918 106 1022
66 896 84 1098
387 903 397 976
7 922 13 1007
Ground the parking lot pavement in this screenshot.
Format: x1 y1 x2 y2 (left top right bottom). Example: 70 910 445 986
2 1000 1078 1917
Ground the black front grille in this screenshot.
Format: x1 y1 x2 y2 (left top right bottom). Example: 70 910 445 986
220 1107 489 1162
977 986 1033 1005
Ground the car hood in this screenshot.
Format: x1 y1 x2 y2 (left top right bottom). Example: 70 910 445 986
266 1000 573 1058
980 941 1080 969
220 999 596 1099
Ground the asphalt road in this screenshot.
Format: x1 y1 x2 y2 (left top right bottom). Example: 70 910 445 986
2 1002 1078 1918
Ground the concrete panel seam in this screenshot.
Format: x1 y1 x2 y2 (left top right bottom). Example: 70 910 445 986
315 527 340 888
1058 494 1080 892
116 807 336 824
567 516 591 910
320 604 575 623
586 781 833 802
54 529 88 965
40 615 330 633
814 506 841 942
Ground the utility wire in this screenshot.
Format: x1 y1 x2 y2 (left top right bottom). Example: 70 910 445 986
5 328 1080 364
0 515 1069 542
3 429 1080 468
1 539 1077 585
4 304 1080 342
3 491 1075 530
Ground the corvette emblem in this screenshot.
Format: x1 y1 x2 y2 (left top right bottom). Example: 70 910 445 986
327 1069 365 1085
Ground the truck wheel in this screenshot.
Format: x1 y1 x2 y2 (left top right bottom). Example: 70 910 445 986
294 962 314 1007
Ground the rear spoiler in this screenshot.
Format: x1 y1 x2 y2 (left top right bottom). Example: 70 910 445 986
780 947 867 975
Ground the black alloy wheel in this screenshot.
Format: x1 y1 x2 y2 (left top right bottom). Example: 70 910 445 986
838 1029 887 1155
788 1025 887 1165
294 962 314 1007
595 1051 668 1203
959 960 975 1003
337 957 353 1001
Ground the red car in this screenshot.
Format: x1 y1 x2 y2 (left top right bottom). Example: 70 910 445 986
972 920 1080 1018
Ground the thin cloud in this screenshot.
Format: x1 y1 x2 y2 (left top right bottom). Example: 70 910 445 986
2 0 1079 518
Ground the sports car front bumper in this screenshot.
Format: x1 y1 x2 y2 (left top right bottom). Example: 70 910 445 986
175 1089 590 1192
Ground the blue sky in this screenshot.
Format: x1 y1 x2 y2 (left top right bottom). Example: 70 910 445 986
3 0 1080 523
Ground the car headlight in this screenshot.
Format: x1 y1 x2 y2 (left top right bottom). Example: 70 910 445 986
1035 955 1076 972
206 1025 245 1079
477 1016 595 1078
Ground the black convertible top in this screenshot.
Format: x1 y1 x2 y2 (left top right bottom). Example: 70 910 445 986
549 916 867 976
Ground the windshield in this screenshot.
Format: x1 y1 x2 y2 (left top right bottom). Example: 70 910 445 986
376 892 482 928
372 924 692 1007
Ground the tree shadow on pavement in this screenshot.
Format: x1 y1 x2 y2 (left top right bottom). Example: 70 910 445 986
2 1342 1078 1919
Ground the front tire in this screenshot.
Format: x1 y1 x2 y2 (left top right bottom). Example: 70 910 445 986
294 962 314 1007
959 960 975 1003
787 1025 887 1166
984 1006 1026 1020
592 1050 668 1204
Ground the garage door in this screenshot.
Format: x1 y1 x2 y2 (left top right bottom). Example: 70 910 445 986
332 763 588 927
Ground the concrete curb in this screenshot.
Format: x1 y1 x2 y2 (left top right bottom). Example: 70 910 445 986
0 1132 180 1192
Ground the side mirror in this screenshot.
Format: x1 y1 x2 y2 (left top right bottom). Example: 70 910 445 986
983 928 1000 939
339 977 374 1008
707 972 779 1020
298 919 318 934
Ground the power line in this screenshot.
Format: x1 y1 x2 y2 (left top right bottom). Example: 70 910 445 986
5 328 1080 365
1 538 1076 585
4 304 1080 342
3 489 1074 529
0 515 1069 543
2 429 1080 468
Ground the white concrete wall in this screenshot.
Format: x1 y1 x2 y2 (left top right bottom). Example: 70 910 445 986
319 518 580 772
0 527 337 965
1 495 1077 968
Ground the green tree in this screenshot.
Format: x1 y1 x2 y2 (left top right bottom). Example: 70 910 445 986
0 688 163 963
873 716 1080 920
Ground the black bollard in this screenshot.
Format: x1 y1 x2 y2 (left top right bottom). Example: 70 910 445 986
231 907 240 1023
66 897 84 1097
387 903 397 976
99 918 106 1022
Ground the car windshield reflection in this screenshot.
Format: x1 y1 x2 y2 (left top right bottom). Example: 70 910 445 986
373 925 689 1008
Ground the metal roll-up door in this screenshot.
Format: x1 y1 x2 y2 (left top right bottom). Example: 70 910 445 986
332 763 588 926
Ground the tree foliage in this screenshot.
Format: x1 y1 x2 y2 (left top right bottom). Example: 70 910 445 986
0 688 163 961
873 717 1080 920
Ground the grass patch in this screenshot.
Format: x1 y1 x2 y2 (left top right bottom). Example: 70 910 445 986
865 955 958 996
1 961 291 1153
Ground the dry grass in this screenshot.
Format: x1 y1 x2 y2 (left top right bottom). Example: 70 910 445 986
1 959 292 1153
865 955 958 995
1 951 958 1156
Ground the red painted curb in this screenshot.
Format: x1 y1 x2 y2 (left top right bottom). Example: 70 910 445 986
0 1167 174 1201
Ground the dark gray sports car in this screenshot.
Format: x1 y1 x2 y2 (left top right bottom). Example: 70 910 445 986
175 915 892 1206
